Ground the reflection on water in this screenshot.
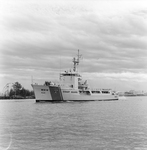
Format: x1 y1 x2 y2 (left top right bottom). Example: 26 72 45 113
0 97 147 150
0 125 12 150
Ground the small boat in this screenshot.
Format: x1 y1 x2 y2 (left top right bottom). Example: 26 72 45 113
32 50 118 102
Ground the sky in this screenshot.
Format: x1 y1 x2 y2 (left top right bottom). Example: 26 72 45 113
0 0 147 93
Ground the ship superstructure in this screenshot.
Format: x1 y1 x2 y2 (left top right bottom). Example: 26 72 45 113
32 50 118 102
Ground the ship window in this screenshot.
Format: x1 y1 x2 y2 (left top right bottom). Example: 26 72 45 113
41 89 48 91
86 91 90 94
64 74 76 76
102 91 110 94
71 91 78 93
62 73 79 77
92 91 100 94
79 91 90 94
63 91 70 93
83 91 90 94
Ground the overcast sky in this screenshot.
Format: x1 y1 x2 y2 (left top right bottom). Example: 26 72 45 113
0 0 147 93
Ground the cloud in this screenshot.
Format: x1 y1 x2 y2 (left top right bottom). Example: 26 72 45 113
1 0 147 91
82 72 147 91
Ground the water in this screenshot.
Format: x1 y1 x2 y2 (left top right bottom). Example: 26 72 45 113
0 97 147 150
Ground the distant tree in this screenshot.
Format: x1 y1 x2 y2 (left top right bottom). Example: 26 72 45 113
9 89 15 97
19 87 26 98
8 82 34 99
12 82 22 95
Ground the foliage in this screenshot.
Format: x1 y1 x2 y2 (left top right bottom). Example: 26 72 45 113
12 82 22 91
9 82 34 99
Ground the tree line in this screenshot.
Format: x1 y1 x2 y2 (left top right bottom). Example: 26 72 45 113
6 82 34 99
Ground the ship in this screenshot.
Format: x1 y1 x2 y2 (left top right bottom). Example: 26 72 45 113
32 50 118 102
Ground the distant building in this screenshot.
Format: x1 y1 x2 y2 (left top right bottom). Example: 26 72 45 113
117 90 147 96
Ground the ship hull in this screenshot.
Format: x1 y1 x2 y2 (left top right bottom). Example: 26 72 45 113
32 84 118 102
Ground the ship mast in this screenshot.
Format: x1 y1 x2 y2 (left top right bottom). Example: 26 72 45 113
73 50 82 72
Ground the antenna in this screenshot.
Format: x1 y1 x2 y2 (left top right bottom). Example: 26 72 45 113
31 76 33 85
59 55 62 83
77 49 82 65
73 50 82 72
